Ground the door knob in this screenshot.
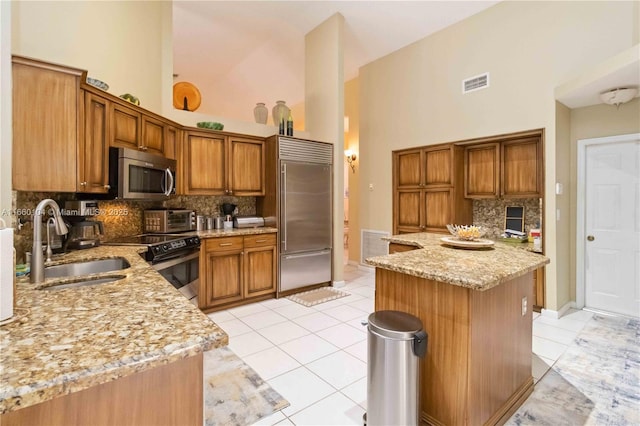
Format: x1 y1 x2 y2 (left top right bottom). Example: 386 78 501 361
587 235 595 241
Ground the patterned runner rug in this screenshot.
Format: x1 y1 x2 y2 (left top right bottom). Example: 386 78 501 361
508 314 640 425
287 286 350 307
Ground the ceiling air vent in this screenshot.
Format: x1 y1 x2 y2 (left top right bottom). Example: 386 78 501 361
462 72 490 94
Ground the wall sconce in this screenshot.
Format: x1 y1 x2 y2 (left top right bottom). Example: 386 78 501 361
345 149 357 173
600 87 638 108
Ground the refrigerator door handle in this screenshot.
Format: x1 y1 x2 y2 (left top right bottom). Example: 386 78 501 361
283 250 331 260
281 163 287 252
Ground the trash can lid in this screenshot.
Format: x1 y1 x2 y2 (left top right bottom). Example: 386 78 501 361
368 310 423 339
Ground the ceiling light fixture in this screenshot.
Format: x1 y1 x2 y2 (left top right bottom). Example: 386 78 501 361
599 87 638 108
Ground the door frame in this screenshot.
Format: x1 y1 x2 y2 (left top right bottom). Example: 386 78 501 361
576 132 640 309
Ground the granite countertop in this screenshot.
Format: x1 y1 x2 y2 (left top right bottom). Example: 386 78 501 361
366 232 549 291
195 227 277 239
0 246 227 414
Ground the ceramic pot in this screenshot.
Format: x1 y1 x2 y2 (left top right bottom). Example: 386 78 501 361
272 100 290 126
253 102 268 124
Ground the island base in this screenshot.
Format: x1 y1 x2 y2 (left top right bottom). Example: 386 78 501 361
375 268 534 426
1 353 203 426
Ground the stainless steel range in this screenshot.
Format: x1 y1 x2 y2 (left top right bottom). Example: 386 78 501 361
105 234 200 305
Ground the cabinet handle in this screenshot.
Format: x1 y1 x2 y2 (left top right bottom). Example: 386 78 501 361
80 182 87 186
219 242 233 247
229 190 233 195
138 145 145 149
587 235 595 242
104 184 111 189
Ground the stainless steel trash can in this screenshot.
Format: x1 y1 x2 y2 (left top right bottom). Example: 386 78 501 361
366 310 427 426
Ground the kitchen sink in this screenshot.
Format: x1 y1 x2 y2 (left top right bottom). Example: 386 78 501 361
44 257 131 279
41 275 127 291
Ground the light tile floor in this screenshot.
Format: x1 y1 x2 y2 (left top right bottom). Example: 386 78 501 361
207 264 595 426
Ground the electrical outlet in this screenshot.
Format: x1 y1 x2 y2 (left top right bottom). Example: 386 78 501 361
521 296 528 316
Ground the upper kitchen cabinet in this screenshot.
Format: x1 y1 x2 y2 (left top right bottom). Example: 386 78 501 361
12 56 84 192
180 130 265 196
109 101 167 156
80 92 110 193
395 145 454 189
464 131 543 199
393 144 471 234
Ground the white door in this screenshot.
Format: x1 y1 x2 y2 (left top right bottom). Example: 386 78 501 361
583 137 640 317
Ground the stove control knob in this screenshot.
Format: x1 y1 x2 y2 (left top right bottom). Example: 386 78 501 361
162 244 169 252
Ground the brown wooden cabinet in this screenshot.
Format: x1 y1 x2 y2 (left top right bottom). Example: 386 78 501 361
199 234 277 310
465 136 542 199
141 115 166 155
79 92 110 193
393 144 471 234
533 266 545 311
12 56 84 192
181 130 265 196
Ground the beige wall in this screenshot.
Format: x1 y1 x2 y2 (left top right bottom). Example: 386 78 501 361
12 1 166 115
305 14 345 281
344 77 360 263
568 98 640 302
555 102 572 309
0 1 11 218
358 1 637 310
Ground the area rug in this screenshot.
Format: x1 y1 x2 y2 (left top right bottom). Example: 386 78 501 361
287 286 350 307
203 347 289 426
507 314 640 425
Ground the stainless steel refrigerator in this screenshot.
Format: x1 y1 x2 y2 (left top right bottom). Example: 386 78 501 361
266 137 333 293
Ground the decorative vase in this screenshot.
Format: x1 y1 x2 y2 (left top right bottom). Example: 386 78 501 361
272 100 290 126
253 102 268 124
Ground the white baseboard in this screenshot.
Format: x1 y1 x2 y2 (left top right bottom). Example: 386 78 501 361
357 263 374 272
332 280 346 288
541 301 575 319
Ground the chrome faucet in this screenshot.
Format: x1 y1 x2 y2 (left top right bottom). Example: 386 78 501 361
31 199 68 283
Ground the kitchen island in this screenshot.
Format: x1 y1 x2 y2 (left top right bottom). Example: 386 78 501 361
0 246 227 425
366 233 549 426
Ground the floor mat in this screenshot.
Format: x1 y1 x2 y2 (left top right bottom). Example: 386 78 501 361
507 314 640 425
287 287 350 307
204 346 289 426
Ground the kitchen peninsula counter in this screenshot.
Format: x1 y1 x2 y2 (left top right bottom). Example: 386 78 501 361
195 226 277 238
0 245 226 422
366 232 549 426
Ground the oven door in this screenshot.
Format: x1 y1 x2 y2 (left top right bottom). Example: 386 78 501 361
151 251 199 305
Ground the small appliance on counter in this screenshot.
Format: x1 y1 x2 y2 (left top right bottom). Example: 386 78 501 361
144 209 195 233
221 203 238 217
63 200 104 250
233 216 265 229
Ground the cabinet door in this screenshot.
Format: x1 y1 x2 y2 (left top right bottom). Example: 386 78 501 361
184 134 226 195
12 58 81 192
164 126 179 160
396 189 423 233
395 150 422 188
111 103 141 150
200 238 244 309
243 241 277 298
80 92 110 193
141 116 165 155
423 146 452 187
464 143 500 198
424 188 452 232
501 138 541 198
228 137 265 196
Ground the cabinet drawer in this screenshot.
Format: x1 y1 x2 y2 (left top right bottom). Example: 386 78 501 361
244 234 276 248
205 236 243 251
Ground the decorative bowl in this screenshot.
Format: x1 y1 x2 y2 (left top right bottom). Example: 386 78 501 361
86 77 109 91
196 121 224 131
119 93 140 106
446 224 485 241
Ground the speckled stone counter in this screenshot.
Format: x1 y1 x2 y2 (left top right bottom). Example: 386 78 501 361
0 245 227 414
366 232 549 291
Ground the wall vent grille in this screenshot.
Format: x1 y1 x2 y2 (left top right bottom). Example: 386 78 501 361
361 229 390 263
279 138 333 164
462 72 490 94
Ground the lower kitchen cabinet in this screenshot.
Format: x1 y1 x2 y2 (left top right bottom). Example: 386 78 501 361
199 234 277 310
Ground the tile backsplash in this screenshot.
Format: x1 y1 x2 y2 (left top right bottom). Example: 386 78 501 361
473 198 542 239
12 191 256 262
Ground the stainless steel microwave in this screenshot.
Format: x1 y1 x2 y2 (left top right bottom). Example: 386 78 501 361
108 147 176 200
